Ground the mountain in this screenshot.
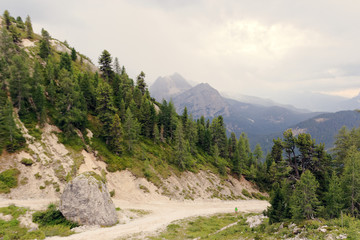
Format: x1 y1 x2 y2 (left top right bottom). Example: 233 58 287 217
173 83 230 118
222 92 311 113
254 110 360 153
149 73 192 102
170 81 320 137
339 93 360 110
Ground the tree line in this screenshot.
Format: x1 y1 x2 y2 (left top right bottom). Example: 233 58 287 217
0 10 265 179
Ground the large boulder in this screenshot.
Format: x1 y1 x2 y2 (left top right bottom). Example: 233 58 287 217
59 171 117 226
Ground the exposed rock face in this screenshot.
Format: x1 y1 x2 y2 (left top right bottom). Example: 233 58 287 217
173 83 230 118
59 172 117 226
149 73 192 102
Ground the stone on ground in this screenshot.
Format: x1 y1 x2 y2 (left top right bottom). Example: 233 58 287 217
59 171 117 226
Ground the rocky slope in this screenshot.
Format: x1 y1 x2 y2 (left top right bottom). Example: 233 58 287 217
0 111 263 202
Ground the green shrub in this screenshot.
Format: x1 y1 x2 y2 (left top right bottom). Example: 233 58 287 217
21 158 34 166
0 205 27 218
32 203 78 229
0 169 20 193
34 172 42 179
242 189 252 198
110 190 115 197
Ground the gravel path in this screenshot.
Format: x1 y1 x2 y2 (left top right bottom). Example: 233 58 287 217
0 198 269 240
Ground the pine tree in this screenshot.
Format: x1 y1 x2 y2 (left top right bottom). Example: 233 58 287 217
98 50 113 80
109 114 123 154
9 55 30 112
39 29 51 59
71 47 77 61
3 10 11 30
136 71 147 95
95 81 116 140
326 171 344 218
25 15 33 39
114 57 121 75
123 108 140 152
290 170 320 220
253 143 263 168
60 53 72 72
153 123 160 143
174 120 191 170
342 146 360 216
267 183 286 223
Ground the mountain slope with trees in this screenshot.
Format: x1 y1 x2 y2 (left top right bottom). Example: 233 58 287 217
0 10 267 199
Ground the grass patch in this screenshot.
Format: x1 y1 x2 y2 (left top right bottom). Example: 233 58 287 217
241 189 252 198
150 213 241 240
0 168 20 194
21 158 34 166
129 209 152 217
0 205 27 219
32 203 78 229
57 132 85 152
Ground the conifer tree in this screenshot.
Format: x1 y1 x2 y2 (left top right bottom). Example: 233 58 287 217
25 15 33 39
123 108 140 152
153 123 160 143
109 114 123 155
9 55 30 112
3 10 11 30
114 57 121 75
342 146 360 216
174 120 190 170
253 143 263 168
98 50 113 80
136 71 147 95
71 47 77 61
290 170 320 220
39 29 51 59
96 81 116 140
326 171 344 218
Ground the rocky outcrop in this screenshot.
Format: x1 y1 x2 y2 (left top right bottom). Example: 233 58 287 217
59 172 117 226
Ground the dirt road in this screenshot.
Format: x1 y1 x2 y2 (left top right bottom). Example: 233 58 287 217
0 198 269 240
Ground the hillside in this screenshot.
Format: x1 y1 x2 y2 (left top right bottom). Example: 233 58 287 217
253 110 360 153
0 10 269 202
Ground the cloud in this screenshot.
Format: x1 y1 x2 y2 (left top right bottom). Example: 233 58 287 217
1 0 360 109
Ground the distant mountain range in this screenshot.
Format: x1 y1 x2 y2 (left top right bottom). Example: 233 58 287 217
150 73 360 153
254 110 360 153
150 73 319 134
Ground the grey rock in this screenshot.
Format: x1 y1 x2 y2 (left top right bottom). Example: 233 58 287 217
59 172 117 226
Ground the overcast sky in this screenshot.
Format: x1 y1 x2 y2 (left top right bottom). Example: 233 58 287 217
1 0 360 107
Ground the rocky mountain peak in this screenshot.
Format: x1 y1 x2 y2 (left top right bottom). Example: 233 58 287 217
173 82 230 118
149 73 192 102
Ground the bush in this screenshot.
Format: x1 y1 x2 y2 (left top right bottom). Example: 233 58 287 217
32 203 78 229
21 158 34 166
0 169 20 193
242 189 252 198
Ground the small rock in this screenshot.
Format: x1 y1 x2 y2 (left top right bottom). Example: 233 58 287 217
246 214 267 228
318 225 328 233
293 226 301 234
325 234 335 240
336 234 347 239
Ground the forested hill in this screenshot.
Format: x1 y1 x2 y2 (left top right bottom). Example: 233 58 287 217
0 10 266 183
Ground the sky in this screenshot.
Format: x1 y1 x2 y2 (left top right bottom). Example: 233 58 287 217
1 0 360 109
